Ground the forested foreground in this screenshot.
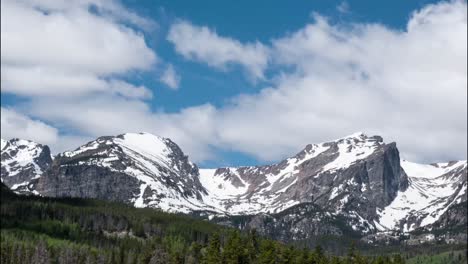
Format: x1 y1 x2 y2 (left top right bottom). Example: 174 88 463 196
0 183 460 264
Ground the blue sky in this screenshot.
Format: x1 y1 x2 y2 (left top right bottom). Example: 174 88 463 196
1 0 466 167
121 0 443 112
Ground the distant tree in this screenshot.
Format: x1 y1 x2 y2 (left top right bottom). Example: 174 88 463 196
330 256 342 264
186 242 202 264
164 235 186 263
279 245 295 264
346 243 356 264
223 230 244 264
258 240 276 264
31 241 50 264
148 245 169 264
203 233 221 264
373 255 386 264
245 229 259 262
393 254 405 264
314 245 329 264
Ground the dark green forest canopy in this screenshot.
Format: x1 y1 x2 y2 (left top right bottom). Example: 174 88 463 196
0 183 465 264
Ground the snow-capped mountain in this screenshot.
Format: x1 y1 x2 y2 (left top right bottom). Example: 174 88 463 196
1 132 466 243
1 138 52 194
35 133 210 213
198 132 411 236
200 133 406 218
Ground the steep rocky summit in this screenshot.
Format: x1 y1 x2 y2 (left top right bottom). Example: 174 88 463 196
200 133 411 234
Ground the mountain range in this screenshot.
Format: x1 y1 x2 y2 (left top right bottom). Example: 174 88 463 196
1 132 466 245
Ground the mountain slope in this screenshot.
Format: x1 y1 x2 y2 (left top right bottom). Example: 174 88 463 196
0 138 52 194
378 160 467 232
1 132 466 243
200 133 408 234
36 132 210 213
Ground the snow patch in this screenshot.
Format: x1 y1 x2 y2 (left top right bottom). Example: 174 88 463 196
378 160 467 231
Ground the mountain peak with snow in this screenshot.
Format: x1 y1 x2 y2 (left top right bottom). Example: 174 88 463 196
1 132 466 244
35 132 210 213
1 138 52 194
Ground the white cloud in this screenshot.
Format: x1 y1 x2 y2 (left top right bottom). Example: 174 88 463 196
108 80 153 99
167 20 269 80
164 0 465 163
1 65 153 99
1 107 58 145
22 96 218 161
160 64 181 90
2 1 466 165
212 1 466 162
1 0 157 97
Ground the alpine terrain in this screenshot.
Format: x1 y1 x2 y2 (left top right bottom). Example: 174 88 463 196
1 132 466 246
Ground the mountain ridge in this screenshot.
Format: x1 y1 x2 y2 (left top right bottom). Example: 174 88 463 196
1 132 466 244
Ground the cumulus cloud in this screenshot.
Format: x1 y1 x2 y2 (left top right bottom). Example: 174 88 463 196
2 1 466 165
1 0 157 98
166 1 466 162
160 64 181 90
23 96 218 161
1 107 58 145
214 0 467 162
167 20 269 80
1 66 153 99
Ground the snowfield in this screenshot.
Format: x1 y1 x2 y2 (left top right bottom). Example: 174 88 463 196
378 160 467 231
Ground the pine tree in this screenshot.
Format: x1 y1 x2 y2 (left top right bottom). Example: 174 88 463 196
223 230 244 264
314 245 328 264
245 229 259 262
186 242 202 264
278 245 294 264
258 240 276 264
203 233 221 264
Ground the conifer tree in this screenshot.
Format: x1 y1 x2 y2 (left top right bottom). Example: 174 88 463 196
223 230 243 264
258 240 277 264
203 233 221 264
245 229 259 262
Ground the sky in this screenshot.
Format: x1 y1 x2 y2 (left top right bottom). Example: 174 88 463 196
1 0 467 167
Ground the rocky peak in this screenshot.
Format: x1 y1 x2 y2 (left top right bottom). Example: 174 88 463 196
1 138 52 194
199 133 407 224
2 132 465 240
37 132 209 213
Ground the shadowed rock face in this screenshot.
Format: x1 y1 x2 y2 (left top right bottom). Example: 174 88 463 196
1 139 52 194
36 133 208 212
37 160 142 203
203 134 409 231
